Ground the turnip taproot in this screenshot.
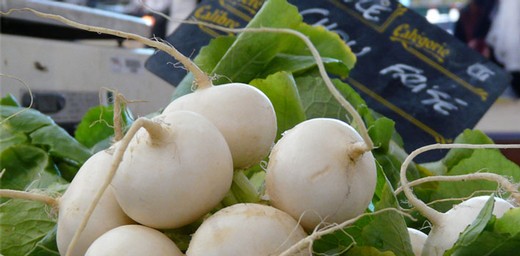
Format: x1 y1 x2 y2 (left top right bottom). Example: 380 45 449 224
163 83 277 170
85 225 184 256
186 203 308 256
111 111 233 229
266 118 377 230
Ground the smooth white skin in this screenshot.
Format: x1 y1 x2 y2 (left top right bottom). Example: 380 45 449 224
266 118 377 231
163 83 277 169
408 228 428 256
186 203 308 256
422 196 514 256
111 111 233 229
85 225 184 256
57 149 134 256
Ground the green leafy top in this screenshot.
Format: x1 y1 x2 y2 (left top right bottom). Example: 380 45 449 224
0 102 91 185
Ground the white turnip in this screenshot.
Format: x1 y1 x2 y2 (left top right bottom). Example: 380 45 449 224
85 225 184 256
399 144 520 256
186 203 308 256
111 110 233 229
407 228 428 256
0 149 135 256
56 149 135 256
266 118 377 230
163 82 277 170
422 195 513 256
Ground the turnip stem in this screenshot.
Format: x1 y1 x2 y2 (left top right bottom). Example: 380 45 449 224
230 170 260 203
400 143 520 227
221 192 239 206
66 118 165 256
0 8 212 89
0 189 58 207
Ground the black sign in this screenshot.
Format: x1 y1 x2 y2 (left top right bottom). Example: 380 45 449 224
145 0 510 160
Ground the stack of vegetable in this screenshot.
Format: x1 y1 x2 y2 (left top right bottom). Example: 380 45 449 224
2 0 520 255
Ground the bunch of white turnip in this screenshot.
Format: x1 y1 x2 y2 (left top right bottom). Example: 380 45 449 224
0 8 381 256
2 7 520 256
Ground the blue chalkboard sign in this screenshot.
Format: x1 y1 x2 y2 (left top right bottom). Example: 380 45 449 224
145 0 510 160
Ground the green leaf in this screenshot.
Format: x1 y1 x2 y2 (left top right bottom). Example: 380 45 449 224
74 104 132 150
442 129 495 170
374 141 421 191
371 162 389 206
369 117 395 153
209 0 302 85
172 36 237 100
295 76 349 121
0 106 54 134
361 183 414 256
74 105 115 149
26 226 60 256
445 205 520 255
452 195 496 247
295 76 366 123
260 54 350 79
345 246 396 256
494 207 520 235
313 171 414 256
0 94 20 107
0 105 91 182
31 125 91 167
194 35 237 73
172 73 196 100
0 145 65 192
288 23 356 71
249 71 306 139
425 149 520 213
0 128 28 153
0 184 66 256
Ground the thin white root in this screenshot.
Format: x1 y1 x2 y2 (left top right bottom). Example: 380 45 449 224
0 189 58 207
278 208 412 256
0 73 33 124
399 143 520 227
65 118 168 256
112 92 128 142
